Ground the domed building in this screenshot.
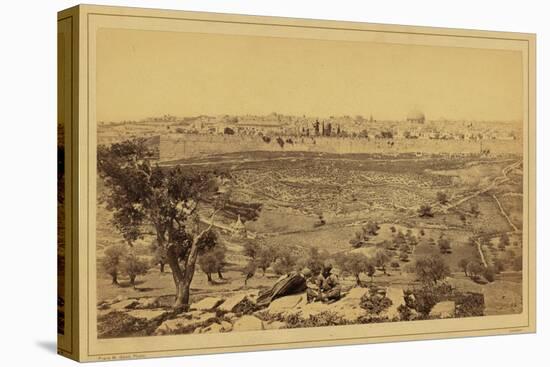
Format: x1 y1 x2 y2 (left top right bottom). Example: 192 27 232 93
231 215 247 238
406 110 425 124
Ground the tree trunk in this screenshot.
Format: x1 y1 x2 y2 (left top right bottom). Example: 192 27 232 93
129 275 136 286
167 245 188 311
159 262 165 273
206 272 213 283
217 270 224 279
355 274 361 286
111 273 119 285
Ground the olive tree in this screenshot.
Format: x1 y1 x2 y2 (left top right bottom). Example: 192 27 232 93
98 138 230 311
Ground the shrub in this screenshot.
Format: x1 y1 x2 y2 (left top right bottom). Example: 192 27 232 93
100 244 128 285
121 252 150 286
360 292 392 315
454 292 484 317
483 266 496 283
414 255 450 285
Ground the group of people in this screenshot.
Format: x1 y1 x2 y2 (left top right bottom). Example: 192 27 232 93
256 262 341 308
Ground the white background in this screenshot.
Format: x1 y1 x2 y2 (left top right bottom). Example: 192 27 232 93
0 0 547 365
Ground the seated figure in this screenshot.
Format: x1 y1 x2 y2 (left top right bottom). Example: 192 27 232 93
306 263 341 303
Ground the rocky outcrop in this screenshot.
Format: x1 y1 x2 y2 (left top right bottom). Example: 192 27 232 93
127 309 169 321
191 297 224 311
110 299 139 311
232 315 264 332
218 293 255 313
154 312 217 335
267 293 307 314
383 287 406 320
430 301 456 318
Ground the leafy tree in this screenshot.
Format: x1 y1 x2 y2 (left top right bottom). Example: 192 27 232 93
399 243 411 254
374 250 391 275
100 244 127 285
150 239 167 273
458 258 470 276
335 252 372 285
242 260 257 286
470 202 480 216
98 138 230 310
272 245 299 275
466 261 485 281
297 247 329 276
414 255 450 285
198 236 226 282
436 191 449 205
438 237 452 254
255 244 277 276
483 266 496 283
418 204 434 218
499 233 510 251
365 221 380 236
122 251 150 286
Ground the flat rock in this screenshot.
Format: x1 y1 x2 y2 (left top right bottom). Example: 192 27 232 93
200 322 224 333
136 297 159 309
110 299 139 311
267 293 307 314
154 312 217 335
127 309 168 321
218 293 251 313
383 287 406 320
430 301 456 318
191 297 224 311
232 315 264 332
264 320 286 330
345 287 369 299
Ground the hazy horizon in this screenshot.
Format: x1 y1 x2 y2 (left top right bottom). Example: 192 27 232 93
97 28 523 123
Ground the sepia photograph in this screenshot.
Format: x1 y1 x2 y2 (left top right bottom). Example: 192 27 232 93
93 23 529 340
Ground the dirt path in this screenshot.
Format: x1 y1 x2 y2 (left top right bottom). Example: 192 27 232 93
474 239 488 267
436 160 521 213
492 194 519 232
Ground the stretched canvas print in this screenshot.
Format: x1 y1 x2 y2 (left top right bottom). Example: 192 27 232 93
57 5 536 362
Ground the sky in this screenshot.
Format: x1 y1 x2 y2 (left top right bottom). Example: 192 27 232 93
96 28 523 122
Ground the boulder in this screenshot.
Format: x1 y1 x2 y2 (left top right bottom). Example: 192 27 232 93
191 297 224 311
154 312 217 335
220 320 233 332
430 301 456 318
218 293 252 313
200 322 224 333
264 320 286 330
383 287 406 320
232 315 264 332
267 293 307 314
127 309 168 321
287 302 331 319
136 297 159 309
110 299 139 311
345 287 369 299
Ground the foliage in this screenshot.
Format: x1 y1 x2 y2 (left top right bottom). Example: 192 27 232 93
438 237 452 254
272 245 300 275
458 258 470 276
454 292 485 317
418 204 434 218
360 292 392 315
335 252 373 284
466 260 485 281
121 251 150 285
97 138 230 309
436 191 449 205
373 249 391 274
414 255 450 285
198 238 226 282
100 243 128 285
